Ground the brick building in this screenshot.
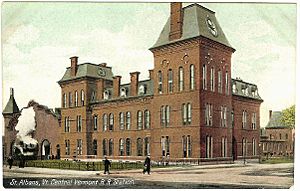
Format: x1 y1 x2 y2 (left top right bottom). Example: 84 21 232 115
260 110 295 157
3 3 263 162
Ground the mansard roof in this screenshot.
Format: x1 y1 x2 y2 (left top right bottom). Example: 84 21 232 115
231 78 263 101
150 3 233 50
58 63 114 84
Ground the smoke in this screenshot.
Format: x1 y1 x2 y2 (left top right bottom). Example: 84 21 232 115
15 107 38 145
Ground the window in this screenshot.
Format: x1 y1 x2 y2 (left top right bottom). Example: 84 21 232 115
137 138 143 156
168 69 173 93
161 106 170 127
279 133 282 140
138 85 146 95
231 110 234 128
182 135 191 158
63 93 67 108
64 117 70 132
144 137 150 156
220 106 227 127
182 103 192 125
210 67 215 92
77 139 82 155
242 138 247 156
232 83 237 93
206 136 213 158
161 136 170 156
103 114 108 131
251 113 256 129
190 65 195 90
109 113 114 131
91 91 96 101
225 71 229 95
218 70 222 93
93 139 97 155
126 138 131 156
81 90 85 106
76 115 82 132
119 112 124 130
205 103 213 126
137 110 143 130
102 139 107 156
93 115 98 131
158 71 163 94
252 138 256 156
119 139 124 156
126 112 131 130
144 110 150 129
109 139 114 156
69 92 72 107
120 88 127 97
65 140 70 155
179 67 184 91
202 65 207 90
75 91 78 107
242 110 247 129
221 137 227 157
103 90 111 100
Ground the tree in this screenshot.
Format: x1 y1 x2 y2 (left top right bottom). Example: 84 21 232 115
281 105 295 128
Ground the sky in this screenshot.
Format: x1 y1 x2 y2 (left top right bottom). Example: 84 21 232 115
1 2 297 127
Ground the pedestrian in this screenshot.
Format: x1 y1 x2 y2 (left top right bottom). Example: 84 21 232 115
7 156 13 169
103 156 111 174
143 155 151 175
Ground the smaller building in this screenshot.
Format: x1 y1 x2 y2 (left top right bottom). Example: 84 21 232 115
260 110 295 157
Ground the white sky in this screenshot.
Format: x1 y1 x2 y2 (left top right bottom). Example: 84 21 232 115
1 2 297 128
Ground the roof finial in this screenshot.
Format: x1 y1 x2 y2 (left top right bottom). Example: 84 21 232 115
10 88 14 97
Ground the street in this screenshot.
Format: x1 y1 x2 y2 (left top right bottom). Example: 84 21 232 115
3 162 294 189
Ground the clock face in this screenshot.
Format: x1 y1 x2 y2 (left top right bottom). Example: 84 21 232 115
206 17 218 37
98 68 106 77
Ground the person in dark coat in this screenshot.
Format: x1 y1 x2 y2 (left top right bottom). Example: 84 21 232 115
143 155 151 174
103 156 111 174
7 156 13 169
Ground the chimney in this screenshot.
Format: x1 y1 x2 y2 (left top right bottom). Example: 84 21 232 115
96 79 104 100
70 56 78 76
149 69 154 80
269 110 272 120
130 72 140 97
10 88 14 97
169 2 183 41
113 76 122 98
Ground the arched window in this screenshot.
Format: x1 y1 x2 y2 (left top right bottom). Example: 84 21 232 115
109 113 114 131
232 83 237 93
120 87 127 97
81 90 85 106
144 137 150 156
179 67 184 91
190 65 195 90
103 90 111 100
206 136 213 158
93 139 97 155
75 91 78 107
210 67 215 92
93 115 98 131
221 137 227 157
144 110 150 129
65 140 70 155
182 104 187 125
119 139 124 156
168 69 173 93
225 71 229 95
119 112 124 130
137 138 143 156
202 64 207 90
187 103 192 124
69 92 72 107
102 139 107 156
126 138 131 156
242 138 247 156
109 139 114 156
252 138 256 156
218 70 222 93
158 71 163 94
103 114 108 131
126 112 131 130
165 106 170 126
137 110 143 130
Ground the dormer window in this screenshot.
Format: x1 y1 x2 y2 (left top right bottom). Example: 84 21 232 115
232 83 237 93
120 87 127 97
91 91 96 102
138 85 146 95
103 90 111 100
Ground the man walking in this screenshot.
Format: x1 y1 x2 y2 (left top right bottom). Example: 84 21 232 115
143 155 151 175
103 156 111 174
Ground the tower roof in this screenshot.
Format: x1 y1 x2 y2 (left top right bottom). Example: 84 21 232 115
150 3 233 50
3 88 20 115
